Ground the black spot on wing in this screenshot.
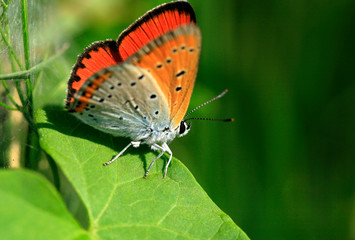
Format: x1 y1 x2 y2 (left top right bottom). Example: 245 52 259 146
176 70 186 78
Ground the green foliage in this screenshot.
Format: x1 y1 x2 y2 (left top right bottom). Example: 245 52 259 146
0 170 90 240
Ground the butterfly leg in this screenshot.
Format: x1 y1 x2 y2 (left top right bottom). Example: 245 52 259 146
103 141 140 166
162 143 173 178
144 146 165 178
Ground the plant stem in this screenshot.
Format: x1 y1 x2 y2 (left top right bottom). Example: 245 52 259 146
0 44 69 80
0 58 20 109
21 0 32 103
0 25 25 71
1 0 8 8
21 0 33 110
0 0 13 20
21 0 38 169
24 127 40 169
0 100 17 110
2 80 21 108
21 0 30 70
1 17 27 107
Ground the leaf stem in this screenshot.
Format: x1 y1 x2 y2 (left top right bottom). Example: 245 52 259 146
0 100 17 110
0 58 20 109
1 0 8 9
0 0 14 23
0 44 69 80
1 14 27 106
21 0 30 70
20 0 37 169
1 80 21 109
0 25 25 71
21 0 32 103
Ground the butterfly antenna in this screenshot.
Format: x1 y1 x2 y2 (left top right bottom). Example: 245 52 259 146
183 89 229 120
184 117 234 122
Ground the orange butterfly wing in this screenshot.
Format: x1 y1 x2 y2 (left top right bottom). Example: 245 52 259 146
126 24 201 129
117 1 196 60
67 1 201 128
67 1 197 112
66 41 122 107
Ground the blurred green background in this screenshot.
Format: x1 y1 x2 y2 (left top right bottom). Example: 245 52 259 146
57 0 355 239
2 0 354 239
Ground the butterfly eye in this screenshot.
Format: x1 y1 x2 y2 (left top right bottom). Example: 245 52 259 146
179 122 186 134
177 121 191 137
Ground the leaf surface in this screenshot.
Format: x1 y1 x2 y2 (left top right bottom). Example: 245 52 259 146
0 170 90 240
35 108 249 240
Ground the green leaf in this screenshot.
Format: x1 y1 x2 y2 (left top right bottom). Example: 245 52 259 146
0 170 90 240
35 108 249 240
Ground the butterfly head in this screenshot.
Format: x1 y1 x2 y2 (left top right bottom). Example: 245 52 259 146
176 120 191 138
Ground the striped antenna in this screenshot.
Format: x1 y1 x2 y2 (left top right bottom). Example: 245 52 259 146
183 89 230 120
184 117 234 122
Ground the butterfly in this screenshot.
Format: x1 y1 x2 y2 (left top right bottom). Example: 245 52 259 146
66 1 232 178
